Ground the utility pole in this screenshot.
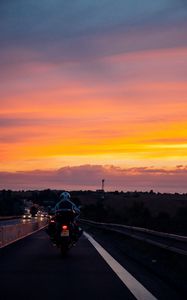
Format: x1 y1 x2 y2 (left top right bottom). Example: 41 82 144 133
102 179 105 191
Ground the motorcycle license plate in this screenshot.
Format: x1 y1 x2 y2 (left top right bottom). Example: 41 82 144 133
61 230 69 237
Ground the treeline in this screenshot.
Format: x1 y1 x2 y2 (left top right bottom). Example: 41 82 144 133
0 189 56 216
0 189 186 235
0 190 25 216
81 194 187 235
0 189 80 216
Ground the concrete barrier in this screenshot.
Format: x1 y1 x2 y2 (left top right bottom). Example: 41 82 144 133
0 219 48 248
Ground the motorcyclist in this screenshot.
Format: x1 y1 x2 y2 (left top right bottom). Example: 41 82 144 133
47 191 82 243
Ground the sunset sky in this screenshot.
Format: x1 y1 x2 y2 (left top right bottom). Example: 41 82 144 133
1 0 187 192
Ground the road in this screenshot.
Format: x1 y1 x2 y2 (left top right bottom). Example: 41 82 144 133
0 217 44 226
0 218 23 226
0 229 185 300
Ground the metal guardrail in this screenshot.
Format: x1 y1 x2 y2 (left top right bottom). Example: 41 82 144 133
80 219 187 256
0 219 48 248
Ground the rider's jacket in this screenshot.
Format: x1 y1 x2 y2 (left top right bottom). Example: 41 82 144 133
55 199 80 215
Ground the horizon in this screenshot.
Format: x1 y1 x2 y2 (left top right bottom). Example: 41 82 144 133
1 1 187 192
1 186 187 196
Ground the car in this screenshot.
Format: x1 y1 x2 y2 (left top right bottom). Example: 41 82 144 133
22 213 32 219
36 211 43 218
37 211 49 218
43 212 49 218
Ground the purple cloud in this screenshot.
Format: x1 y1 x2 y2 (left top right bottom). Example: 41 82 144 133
0 165 187 193
0 0 187 67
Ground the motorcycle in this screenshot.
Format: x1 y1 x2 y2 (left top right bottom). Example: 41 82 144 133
47 210 82 255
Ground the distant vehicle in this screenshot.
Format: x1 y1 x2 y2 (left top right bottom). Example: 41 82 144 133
30 205 38 217
36 211 48 218
43 212 49 218
22 213 32 219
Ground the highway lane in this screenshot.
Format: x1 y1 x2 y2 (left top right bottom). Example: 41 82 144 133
0 218 23 226
0 229 135 300
0 217 45 226
0 229 184 300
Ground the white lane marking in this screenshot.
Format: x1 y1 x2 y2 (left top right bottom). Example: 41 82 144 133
84 232 157 300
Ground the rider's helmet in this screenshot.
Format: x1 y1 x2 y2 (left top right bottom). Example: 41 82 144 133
59 191 71 201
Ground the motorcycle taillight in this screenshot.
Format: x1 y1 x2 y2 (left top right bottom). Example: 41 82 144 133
62 225 68 230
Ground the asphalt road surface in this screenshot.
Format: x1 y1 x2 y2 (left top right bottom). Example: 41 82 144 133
0 229 185 300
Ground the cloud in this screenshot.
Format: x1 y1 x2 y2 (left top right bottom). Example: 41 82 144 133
1 165 187 193
1 0 186 40
0 0 187 68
